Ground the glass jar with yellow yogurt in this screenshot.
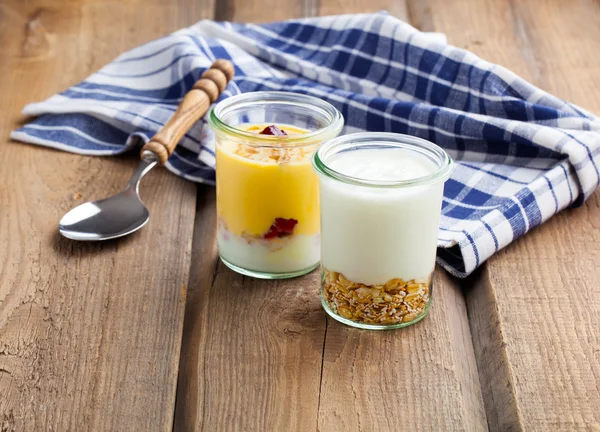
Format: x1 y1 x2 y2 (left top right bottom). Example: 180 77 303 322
208 92 343 279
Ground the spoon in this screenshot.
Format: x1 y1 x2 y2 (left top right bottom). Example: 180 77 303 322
59 59 234 241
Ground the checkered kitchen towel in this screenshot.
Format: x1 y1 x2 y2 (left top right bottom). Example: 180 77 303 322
11 12 600 277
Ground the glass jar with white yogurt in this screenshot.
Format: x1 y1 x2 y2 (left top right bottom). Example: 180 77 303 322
312 133 453 330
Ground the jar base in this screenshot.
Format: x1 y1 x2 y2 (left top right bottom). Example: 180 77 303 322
321 296 432 330
219 255 319 279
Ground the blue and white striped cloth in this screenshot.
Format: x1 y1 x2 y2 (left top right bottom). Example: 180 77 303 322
11 13 600 277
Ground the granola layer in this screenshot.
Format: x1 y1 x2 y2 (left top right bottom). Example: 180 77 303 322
322 268 431 325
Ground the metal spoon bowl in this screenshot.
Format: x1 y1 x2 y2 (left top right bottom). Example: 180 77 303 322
59 159 156 240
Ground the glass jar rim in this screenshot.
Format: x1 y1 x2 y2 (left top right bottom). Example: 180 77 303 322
313 132 454 188
207 91 344 148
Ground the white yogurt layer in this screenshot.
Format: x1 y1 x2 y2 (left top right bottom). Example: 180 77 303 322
218 227 320 274
320 147 443 285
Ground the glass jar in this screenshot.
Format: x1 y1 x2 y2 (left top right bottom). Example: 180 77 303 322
312 132 453 329
208 91 343 279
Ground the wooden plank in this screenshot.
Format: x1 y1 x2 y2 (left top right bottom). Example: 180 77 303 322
175 190 326 432
0 0 213 430
318 0 409 20
175 2 487 431
468 196 600 430
314 1 486 430
215 0 316 21
420 0 600 429
174 4 327 430
318 270 488 431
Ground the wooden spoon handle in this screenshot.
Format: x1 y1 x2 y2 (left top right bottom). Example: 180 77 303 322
141 59 234 165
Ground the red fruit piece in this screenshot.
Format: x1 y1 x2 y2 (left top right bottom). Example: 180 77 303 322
262 217 298 239
259 125 287 136
274 217 297 233
262 229 279 239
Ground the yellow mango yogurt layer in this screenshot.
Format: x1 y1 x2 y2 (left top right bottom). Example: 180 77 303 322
216 123 320 238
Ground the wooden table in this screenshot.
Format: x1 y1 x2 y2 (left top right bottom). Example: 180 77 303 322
1 0 599 430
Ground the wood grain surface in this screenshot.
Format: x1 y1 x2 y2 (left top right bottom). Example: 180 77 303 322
0 0 207 430
1 0 600 431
